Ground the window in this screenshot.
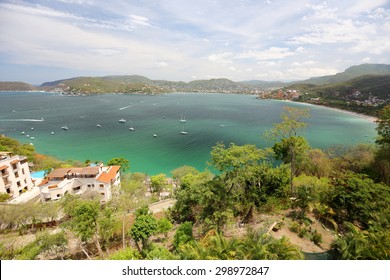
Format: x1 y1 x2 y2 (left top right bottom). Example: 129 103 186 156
17 181 21 187
12 164 17 170
87 184 91 188
22 168 25 175
99 184 104 188
73 186 81 191
14 171 19 178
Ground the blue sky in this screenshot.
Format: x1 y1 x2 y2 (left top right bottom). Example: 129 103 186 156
0 0 389 84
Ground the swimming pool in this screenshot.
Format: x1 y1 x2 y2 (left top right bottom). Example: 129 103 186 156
31 170 45 179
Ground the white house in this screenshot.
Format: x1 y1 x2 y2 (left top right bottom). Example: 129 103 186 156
0 152 34 198
39 165 121 202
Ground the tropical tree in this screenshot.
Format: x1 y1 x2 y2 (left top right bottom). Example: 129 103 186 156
374 104 390 184
150 173 167 194
107 157 130 172
157 217 173 239
129 208 157 254
62 198 103 258
267 106 310 194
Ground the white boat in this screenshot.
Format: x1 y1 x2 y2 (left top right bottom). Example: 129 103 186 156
26 134 30 137
119 119 126 123
180 125 188 135
21 131 25 135
30 136 35 140
153 134 157 137
129 127 135 131
51 132 54 135
180 114 186 123
61 126 68 130
96 124 102 128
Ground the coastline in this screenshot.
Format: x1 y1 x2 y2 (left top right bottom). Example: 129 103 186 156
267 98 378 124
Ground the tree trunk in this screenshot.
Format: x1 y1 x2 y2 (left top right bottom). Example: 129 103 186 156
122 216 126 250
94 235 104 258
290 146 295 195
80 244 91 260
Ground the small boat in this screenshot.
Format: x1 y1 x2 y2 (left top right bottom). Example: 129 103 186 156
51 132 55 135
30 137 35 140
180 125 188 135
129 127 135 131
31 127 34 130
21 131 25 135
119 119 126 123
61 126 68 130
153 134 157 137
180 114 186 123
26 134 30 137
96 124 102 128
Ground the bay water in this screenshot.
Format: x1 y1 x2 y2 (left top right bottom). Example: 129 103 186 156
0 92 377 175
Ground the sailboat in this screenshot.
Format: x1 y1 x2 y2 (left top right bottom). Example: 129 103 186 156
180 124 188 135
179 114 186 123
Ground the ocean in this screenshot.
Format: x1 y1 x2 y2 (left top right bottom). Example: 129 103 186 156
0 92 377 175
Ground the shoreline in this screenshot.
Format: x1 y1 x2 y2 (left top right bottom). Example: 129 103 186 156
267 98 378 123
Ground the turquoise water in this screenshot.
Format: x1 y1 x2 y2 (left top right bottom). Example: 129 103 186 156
31 170 45 179
0 92 377 175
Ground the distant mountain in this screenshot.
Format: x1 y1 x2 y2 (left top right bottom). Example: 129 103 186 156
239 80 290 89
0 81 36 91
301 64 390 85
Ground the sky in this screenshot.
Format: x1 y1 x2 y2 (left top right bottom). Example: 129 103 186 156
0 0 389 85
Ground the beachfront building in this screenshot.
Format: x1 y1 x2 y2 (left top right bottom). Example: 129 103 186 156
38 164 120 203
0 152 34 198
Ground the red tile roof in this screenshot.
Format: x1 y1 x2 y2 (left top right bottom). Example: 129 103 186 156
97 166 120 183
0 165 8 171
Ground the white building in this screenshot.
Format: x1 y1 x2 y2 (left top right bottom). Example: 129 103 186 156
0 152 34 198
39 165 120 202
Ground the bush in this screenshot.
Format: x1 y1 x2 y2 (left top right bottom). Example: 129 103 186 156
173 222 194 250
310 229 322 245
108 247 141 260
289 222 300 233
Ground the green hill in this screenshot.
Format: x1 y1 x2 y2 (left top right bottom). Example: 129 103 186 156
302 64 390 85
0 81 36 91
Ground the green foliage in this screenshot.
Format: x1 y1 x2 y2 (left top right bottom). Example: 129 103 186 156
107 157 129 172
172 171 213 222
0 135 35 161
173 221 194 250
150 173 167 194
178 229 303 260
171 165 200 181
267 106 310 140
332 222 389 259
310 229 322 245
328 173 390 229
144 244 177 260
0 193 10 202
130 214 157 249
210 142 265 172
98 207 117 249
63 199 100 242
157 218 173 238
16 231 67 260
108 247 141 260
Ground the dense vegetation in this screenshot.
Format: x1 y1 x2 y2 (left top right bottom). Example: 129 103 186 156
0 105 389 260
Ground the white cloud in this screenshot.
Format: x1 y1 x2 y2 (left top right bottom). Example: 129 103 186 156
236 47 295 60
156 61 169 67
208 52 233 64
130 15 151 27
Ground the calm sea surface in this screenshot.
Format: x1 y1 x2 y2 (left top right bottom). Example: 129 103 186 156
0 92 377 175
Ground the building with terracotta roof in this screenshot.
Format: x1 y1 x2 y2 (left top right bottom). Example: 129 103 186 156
0 152 34 198
39 165 121 202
